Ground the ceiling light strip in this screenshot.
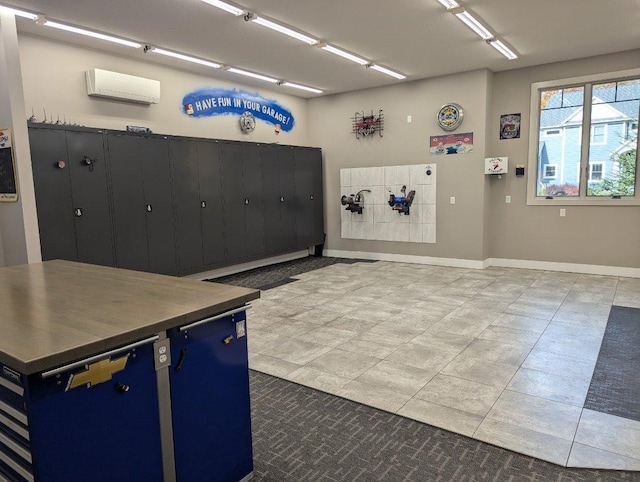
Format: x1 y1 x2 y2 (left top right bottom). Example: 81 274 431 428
281 82 322 94
227 67 279 83
200 0 244 16
250 16 318 45
489 39 518 60
150 47 221 68
43 20 141 48
454 10 493 40
0 5 38 20
369 64 406 80
436 0 459 9
320 45 368 65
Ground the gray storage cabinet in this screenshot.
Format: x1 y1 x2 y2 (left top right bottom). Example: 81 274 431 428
29 124 324 276
262 144 297 256
107 132 177 275
29 125 115 267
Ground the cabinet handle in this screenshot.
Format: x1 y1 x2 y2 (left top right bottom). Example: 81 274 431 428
146 204 152 212
310 194 314 200
179 304 251 332
244 198 249 205
201 201 206 208
41 335 160 379
74 208 83 217
280 196 285 202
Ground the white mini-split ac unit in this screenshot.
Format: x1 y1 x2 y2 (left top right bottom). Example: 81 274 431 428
85 68 161 104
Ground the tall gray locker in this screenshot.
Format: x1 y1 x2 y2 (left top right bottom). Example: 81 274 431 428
294 147 324 249
171 138 226 274
220 142 265 263
107 133 177 275
262 144 296 255
29 126 114 267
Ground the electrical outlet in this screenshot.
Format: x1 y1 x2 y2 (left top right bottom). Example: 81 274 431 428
407 115 412 123
506 195 511 204
450 197 456 205
560 209 566 217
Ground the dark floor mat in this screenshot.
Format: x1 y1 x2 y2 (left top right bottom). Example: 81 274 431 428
584 305 640 422
207 255 376 289
249 370 636 481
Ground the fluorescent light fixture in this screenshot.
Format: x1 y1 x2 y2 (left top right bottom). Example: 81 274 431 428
251 16 318 45
0 6 38 20
436 0 459 9
320 44 368 65
151 47 221 68
488 39 518 60
200 0 243 16
227 67 278 83
281 82 322 94
44 20 141 48
369 64 406 80
454 10 493 40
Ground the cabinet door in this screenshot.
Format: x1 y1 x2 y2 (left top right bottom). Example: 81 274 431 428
107 134 149 272
262 145 296 255
294 148 324 249
196 141 226 267
29 128 77 262
220 142 246 262
140 137 177 275
241 143 265 259
171 139 204 272
168 312 253 482
65 131 115 267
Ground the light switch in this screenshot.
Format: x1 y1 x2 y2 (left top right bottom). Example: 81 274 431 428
407 115 412 123
506 195 511 204
450 197 456 205
560 209 566 217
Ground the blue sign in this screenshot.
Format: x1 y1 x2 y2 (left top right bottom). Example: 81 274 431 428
182 88 295 132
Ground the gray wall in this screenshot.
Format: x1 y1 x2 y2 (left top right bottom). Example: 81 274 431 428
488 49 640 269
308 69 493 262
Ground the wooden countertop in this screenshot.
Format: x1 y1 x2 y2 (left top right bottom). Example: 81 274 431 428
0 260 260 375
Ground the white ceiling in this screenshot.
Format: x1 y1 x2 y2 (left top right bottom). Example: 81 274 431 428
4 0 640 98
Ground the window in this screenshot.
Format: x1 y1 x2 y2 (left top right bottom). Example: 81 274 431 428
590 124 607 145
544 164 557 179
528 69 640 205
589 162 604 182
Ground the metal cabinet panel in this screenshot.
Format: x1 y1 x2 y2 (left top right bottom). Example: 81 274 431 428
262 145 296 255
220 142 246 262
241 143 265 259
65 131 115 267
171 139 204 272
168 311 253 482
140 137 177 275
107 134 149 272
196 141 226 268
26 343 164 482
294 147 325 249
28 128 77 262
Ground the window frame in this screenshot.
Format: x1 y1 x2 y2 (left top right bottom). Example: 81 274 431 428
588 162 605 182
543 163 558 179
527 67 640 206
590 124 607 145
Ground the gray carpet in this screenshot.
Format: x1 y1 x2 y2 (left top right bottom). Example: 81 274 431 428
250 371 637 481
584 305 640 422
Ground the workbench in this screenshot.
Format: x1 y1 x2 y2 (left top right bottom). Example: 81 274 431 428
0 260 259 482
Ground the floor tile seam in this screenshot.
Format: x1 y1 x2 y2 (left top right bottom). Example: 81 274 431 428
507 366 590 406
396 393 484 427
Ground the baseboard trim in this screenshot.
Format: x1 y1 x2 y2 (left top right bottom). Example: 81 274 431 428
487 258 640 278
187 250 310 280
323 250 640 278
323 249 486 269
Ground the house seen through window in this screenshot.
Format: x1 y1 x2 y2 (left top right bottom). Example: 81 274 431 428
530 73 639 203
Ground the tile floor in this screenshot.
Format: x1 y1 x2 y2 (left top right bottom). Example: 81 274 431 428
246 260 640 470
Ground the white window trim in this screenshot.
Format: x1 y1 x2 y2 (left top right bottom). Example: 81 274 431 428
588 162 605 182
543 164 558 179
527 67 640 206
590 124 607 145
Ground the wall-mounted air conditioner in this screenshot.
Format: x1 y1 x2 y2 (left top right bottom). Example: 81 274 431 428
86 68 160 104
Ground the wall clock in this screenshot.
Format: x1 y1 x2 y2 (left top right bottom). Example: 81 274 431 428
239 111 256 133
437 103 464 131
